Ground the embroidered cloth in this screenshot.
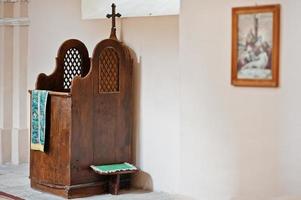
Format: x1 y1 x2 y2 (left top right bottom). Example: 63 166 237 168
31 90 48 152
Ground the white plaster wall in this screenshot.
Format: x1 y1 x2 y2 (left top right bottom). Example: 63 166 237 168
11 1 29 165
28 0 180 193
28 0 110 88
179 0 301 199
0 2 4 163
81 0 180 19
0 3 14 164
0 1 3 129
0 0 30 164
121 16 180 193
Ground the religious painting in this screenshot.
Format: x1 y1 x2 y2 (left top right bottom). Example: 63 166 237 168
231 5 280 87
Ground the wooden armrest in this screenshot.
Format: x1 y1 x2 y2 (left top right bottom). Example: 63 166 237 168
28 90 71 97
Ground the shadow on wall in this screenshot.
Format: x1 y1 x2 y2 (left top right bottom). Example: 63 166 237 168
132 171 153 191
129 49 154 191
119 20 153 191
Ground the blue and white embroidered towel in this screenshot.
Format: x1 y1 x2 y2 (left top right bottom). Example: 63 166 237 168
31 90 49 152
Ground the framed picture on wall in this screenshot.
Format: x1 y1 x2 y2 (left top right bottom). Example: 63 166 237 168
231 4 280 87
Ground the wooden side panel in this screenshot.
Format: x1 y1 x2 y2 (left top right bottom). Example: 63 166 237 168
70 75 99 184
30 95 71 186
70 39 134 185
93 44 133 165
93 94 118 164
94 40 133 165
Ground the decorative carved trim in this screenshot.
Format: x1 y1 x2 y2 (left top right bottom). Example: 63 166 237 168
0 17 29 26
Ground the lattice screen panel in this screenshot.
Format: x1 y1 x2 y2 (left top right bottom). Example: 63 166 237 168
99 48 119 93
63 48 83 89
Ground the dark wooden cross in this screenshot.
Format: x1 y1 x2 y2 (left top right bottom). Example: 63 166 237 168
107 3 122 40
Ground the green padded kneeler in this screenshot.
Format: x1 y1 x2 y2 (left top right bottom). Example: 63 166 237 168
90 163 137 174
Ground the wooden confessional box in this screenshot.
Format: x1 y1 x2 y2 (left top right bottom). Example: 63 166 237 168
29 37 134 198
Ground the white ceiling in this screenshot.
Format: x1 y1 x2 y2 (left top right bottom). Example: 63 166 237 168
81 0 180 19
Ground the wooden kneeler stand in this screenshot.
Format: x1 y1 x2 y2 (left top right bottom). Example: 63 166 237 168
93 169 138 195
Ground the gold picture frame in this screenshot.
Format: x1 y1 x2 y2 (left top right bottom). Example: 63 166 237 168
231 4 280 87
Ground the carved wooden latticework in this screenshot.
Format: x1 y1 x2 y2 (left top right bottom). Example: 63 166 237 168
35 39 90 92
99 48 119 93
63 48 83 89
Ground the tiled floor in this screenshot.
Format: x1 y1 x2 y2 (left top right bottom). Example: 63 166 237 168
0 164 183 200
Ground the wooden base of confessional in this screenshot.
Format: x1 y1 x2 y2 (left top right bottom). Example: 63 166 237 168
93 170 138 195
31 178 131 199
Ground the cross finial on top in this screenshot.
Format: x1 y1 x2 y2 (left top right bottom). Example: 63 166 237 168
106 3 122 40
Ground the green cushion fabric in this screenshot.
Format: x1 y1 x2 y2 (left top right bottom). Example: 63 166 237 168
91 163 137 174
